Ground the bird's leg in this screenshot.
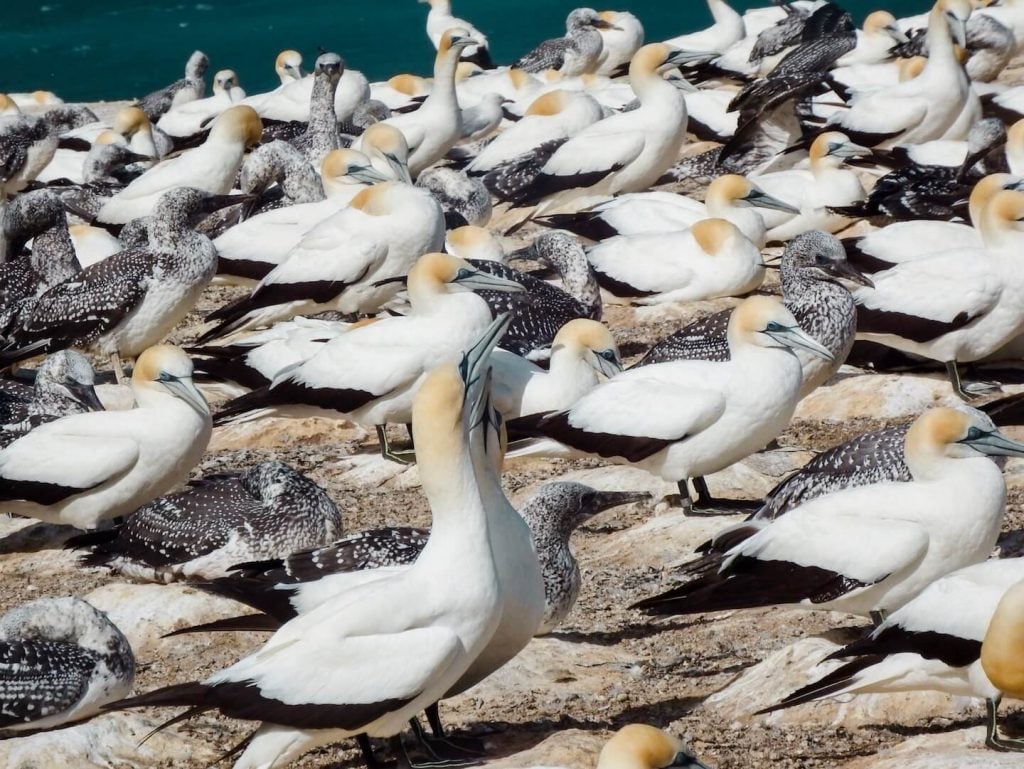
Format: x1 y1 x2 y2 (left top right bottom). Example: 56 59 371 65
376 424 416 465
110 352 127 386
397 724 481 768
869 609 887 628
985 696 1024 751
424 703 486 755
357 734 383 769
689 477 761 515
946 360 999 400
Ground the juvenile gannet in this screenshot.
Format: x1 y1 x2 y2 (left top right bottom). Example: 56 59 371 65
854 189 1024 398
107 319 508 769
762 558 1024 752
135 50 208 121
596 11 645 75
288 53 343 167
635 407 1024 618
0 345 211 529
511 296 833 509
633 231 871 397
213 253 523 459
665 0 745 55
0 597 134 734
372 29 479 177
1 188 241 376
486 44 699 218
587 218 766 305
416 166 491 227
157 68 246 138
0 111 58 197
96 106 262 225
200 181 444 341
513 8 618 76
237 140 323 215
421 0 493 68
68 461 343 583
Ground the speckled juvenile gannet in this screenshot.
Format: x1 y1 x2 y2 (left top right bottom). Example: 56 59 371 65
157 69 246 138
0 111 58 198
68 461 343 583
586 218 766 305
96 106 262 225
416 166 491 227
0 350 102 446
513 8 617 76
372 29 479 177
0 597 134 734
854 189 1024 399
421 0 493 68
134 50 208 121
0 345 210 530
107 320 507 769
201 181 444 341
1 188 242 376
213 253 523 460
511 296 833 509
288 53 343 168
636 407 1024 619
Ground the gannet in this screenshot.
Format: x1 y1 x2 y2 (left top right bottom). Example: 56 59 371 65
587 218 765 305
421 0 493 68
112 106 171 162
445 224 505 262
213 253 523 459
763 559 1024 752
510 296 833 508
1 188 241 377
157 68 245 138
238 50 304 116
537 175 797 248
980 578 1024 751
0 345 210 529
513 8 618 76
69 461 343 583
106 319 508 769
749 132 868 242
372 29 479 177
854 189 1024 398
213 147 389 287
0 111 58 197
635 407 1024 618
465 89 604 177
134 50 208 121
200 181 444 341
96 106 262 225
486 44 699 218
634 231 871 397
287 53 343 167
458 92 504 143
978 0 1024 53
0 350 102 446
833 11 908 65
416 166 491 227
67 224 124 270
275 50 304 83
0 597 134 734
237 140 323 214
596 11 645 75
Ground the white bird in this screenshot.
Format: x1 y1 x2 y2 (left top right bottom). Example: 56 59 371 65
445 224 506 262
0 345 211 529
244 55 369 125
854 189 1024 398
201 180 444 341
421 0 493 68
665 0 745 54
96 106 262 225
750 132 868 242
978 0 1024 54
511 296 833 507
491 318 621 419
69 223 129 269
587 218 766 304
371 29 479 177
0 597 134 734
458 92 504 143
596 11 645 75
635 407 1023 619
156 69 246 138
111 106 171 162
834 11 908 66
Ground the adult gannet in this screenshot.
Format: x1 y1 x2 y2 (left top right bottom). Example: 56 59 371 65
0 597 134 733
213 148 389 286
238 50 304 115
854 189 1024 398
157 69 245 138
213 253 523 460
95 106 262 225
749 132 868 242
112 106 171 162
445 224 506 262
596 11 645 75
421 0 493 68
978 0 1024 53
107 320 508 769
980 578 1024 751
0 345 210 529
486 44 699 218
833 11 908 65
511 296 832 509
513 8 618 76
762 559 1024 752
635 407 1024 618
587 218 765 305
134 50 208 121
68 461 343 583
371 29 479 177
200 181 444 341
465 90 604 177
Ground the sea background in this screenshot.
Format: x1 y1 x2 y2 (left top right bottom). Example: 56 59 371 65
4 0 925 103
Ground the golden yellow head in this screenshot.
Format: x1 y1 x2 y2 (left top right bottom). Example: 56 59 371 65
508 68 533 90
864 10 897 31
985 189 1024 229
936 0 974 17
456 62 482 81
969 174 1017 218
526 90 569 117
210 105 263 147
322 148 361 179
691 218 737 255
407 252 468 291
0 94 16 113
439 27 471 55
596 725 689 769
389 73 427 96
447 225 492 251
809 131 851 163
411 362 465 457
349 181 395 215
981 580 1024 699
728 295 798 346
707 174 753 205
276 49 302 71
898 56 928 81
905 407 973 456
113 107 150 137
629 43 672 79
362 123 408 156
94 130 124 147
132 345 192 386
553 318 619 355
214 69 239 92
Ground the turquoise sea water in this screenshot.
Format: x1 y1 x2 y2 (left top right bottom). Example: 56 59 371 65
3 0 928 103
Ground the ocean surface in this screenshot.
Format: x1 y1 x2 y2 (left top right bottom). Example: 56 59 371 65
3 0 928 103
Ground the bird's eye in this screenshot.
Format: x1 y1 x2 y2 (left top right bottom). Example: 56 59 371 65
158 371 174 382
454 268 474 281
764 321 785 332
601 349 617 361
964 426 985 441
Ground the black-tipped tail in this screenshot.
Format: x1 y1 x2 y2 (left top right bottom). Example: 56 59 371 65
163 613 281 638
754 655 884 715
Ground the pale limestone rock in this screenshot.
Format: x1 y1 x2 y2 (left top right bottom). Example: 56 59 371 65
842 728 1024 768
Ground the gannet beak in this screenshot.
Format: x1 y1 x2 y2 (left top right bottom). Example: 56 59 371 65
461 314 512 427
764 322 835 361
454 267 525 294
505 243 536 262
670 749 713 769
884 23 910 44
451 35 481 49
162 374 211 415
950 17 968 48
587 490 651 515
592 348 622 378
824 258 874 288
591 18 621 30
744 187 801 214
385 151 412 184
67 382 105 412
349 163 391 184
200 193 258 214
829 141 872 160
961 427 1024 458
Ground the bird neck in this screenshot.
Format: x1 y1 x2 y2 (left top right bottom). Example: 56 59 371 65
631 69 683 113
924 5 959 74
30 222 79 285
548 250 601 316
429 47 461 112
708 0 741 27
308 74 341 140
